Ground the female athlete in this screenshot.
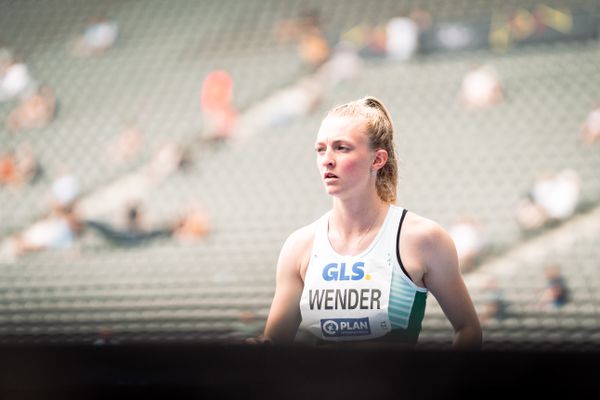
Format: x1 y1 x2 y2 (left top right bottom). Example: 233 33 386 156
259 96 482 349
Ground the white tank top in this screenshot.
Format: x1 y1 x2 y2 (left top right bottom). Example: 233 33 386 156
299 205 428 342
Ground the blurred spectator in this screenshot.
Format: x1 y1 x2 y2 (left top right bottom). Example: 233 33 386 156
580 102 600 146
8 203 82 257
538 264 569 310
261 76 324 127
298 26 331 70
50 167 81 211
144 141 189 181
315 41 363 88
84 202 174 247
5 85 57 132
0 51 36 102
0 151 18 186
340 24 386 59
385 10 419 61
106 121 144 165
516 169 581 232
84 202 209 247
199 70 239 144
478 276 507 324
449 216 486 272
274 9 330 69
173 207 212 244
361 25 388 58
458 64 504 110
0 143 42 189
14 142 42 183
515 192 547 232
407 6 433 34
71 16 119 57
531 169 581 222
341 7 431 62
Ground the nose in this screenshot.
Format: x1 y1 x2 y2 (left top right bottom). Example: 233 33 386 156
320 147 335 168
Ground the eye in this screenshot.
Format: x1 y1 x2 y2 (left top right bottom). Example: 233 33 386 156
336 144 350 151
315 146 325 154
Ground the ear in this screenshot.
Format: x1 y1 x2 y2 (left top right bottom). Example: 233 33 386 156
372 149 388 172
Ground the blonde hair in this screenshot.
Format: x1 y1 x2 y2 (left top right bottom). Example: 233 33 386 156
327 96 398 203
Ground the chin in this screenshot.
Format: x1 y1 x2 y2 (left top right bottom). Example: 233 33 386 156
324 187 341 197
325 188 350 199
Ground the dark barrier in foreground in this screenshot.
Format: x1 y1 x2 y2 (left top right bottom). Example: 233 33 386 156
0 343 598 399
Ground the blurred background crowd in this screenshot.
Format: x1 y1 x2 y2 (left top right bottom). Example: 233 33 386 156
0 0 599 350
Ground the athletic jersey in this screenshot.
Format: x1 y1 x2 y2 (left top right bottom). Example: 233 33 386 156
299 205 428 344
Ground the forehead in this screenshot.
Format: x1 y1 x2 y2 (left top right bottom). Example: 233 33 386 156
316 116 368 144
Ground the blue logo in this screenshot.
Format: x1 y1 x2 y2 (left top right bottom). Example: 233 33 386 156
322 262 366 281
320 317 371 337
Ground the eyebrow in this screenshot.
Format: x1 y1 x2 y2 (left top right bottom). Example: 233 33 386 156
314 138 352 147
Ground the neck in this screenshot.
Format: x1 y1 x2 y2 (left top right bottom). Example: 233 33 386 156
330 192 389 234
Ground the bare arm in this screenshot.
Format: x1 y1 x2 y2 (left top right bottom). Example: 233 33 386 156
262 228 312 344
421 222 482 350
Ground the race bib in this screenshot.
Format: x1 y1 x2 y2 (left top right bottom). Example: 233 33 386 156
299 255 393 341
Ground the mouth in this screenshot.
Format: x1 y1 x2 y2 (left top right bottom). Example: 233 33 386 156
323 172 338 180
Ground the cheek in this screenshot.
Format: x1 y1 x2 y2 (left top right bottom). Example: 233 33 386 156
340 155 368 176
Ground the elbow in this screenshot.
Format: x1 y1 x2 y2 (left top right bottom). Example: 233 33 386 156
453 324 483 350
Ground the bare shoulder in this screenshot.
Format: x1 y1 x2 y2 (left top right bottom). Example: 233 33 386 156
403 212 450 245
402 211 457 273
278 219 319 279
282 220 318 255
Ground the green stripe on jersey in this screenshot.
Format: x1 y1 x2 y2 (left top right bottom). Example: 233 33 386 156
388 266 427 343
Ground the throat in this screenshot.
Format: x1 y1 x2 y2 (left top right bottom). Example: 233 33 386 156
328 230 377 257
327 205 389 256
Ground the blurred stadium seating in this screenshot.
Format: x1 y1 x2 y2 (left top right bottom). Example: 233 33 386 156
0 0 599 353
